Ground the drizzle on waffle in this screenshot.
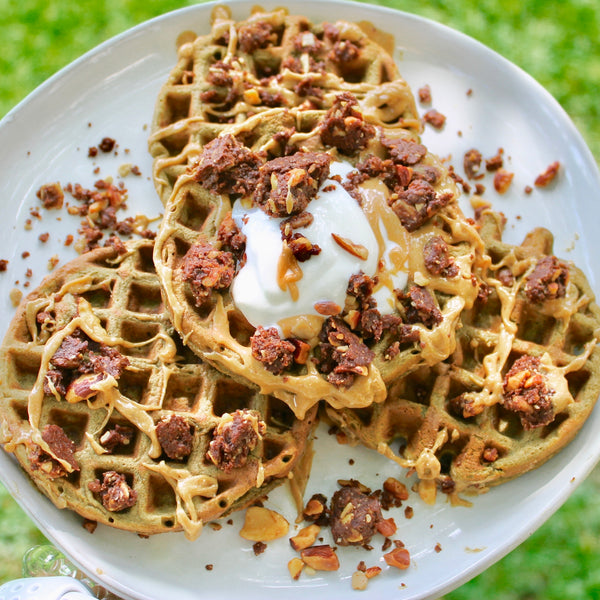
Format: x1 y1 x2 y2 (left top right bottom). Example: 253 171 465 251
149 6 420 206
0 240 316 538
326 212 600 499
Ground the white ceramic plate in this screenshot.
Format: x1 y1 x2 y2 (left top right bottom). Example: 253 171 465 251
1 1 599 599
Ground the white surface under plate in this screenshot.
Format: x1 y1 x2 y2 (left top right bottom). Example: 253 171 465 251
0 1 599 599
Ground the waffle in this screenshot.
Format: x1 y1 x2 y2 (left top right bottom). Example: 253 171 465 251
0 240 317 539
153 97 486 419
149 5 420 205
326 211 600 497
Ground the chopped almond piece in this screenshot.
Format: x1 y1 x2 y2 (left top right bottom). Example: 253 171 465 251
301 545 340 571
535 161 560 187
384 547 411 570
376 517 397 537
288 557 304 580
331 233 369 260
365 566 382 579
493 169 514 194
314 300 342 316
239 506 289 541
303 494 328 523
383 477 409 501
290 524 320 551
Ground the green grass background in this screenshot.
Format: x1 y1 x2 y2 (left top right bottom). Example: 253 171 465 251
1 0 599 597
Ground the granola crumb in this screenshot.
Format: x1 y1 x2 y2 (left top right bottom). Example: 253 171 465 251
253 541 267 555
418 84 432 104
493 169 514 194
534 161 560 187
82 519 97 534
47 255 60 271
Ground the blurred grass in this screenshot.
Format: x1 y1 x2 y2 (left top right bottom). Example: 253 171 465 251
1 0 599 597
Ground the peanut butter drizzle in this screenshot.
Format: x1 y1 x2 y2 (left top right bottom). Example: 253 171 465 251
201 297 386 420
27 297 175 468
143 461 219 541
458 240 599 416
358 177 410 296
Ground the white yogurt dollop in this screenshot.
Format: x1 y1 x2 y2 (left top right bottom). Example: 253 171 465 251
231 161 379 329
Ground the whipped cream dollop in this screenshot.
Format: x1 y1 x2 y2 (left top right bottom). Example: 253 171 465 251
231 161 381 330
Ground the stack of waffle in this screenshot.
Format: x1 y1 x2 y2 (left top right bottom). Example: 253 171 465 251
1 6 598 538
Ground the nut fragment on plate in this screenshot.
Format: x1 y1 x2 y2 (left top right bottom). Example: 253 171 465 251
289 524 320 551
383 546 411 569
239 506 289 541
288 557 304 580
300 545 340 571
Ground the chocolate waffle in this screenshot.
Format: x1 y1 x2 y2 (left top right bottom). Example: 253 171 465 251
326 211 600 497
149 5 420 205
0 240 316 538
153 98 486 419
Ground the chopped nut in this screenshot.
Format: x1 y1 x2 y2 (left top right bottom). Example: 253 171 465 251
239 506 289 541
383 547 411 570
303 494 329 525
300 545 340 571
36 182 64 209
331 233 369 260
288 557 304 580
243 88 261 105
365 566 382 579
47 255 60 271
314 300 342 316
535 161 560 187
337 479 371 494
493 169 514 194
351 570 369 591
118 163 133 177
376 517 397 538
383 477 409 501
290 524 320 551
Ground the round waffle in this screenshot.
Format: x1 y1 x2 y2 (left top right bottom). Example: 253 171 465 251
0 240 317 539
149 6 420 205
154 100 486 419
326 211 600 497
